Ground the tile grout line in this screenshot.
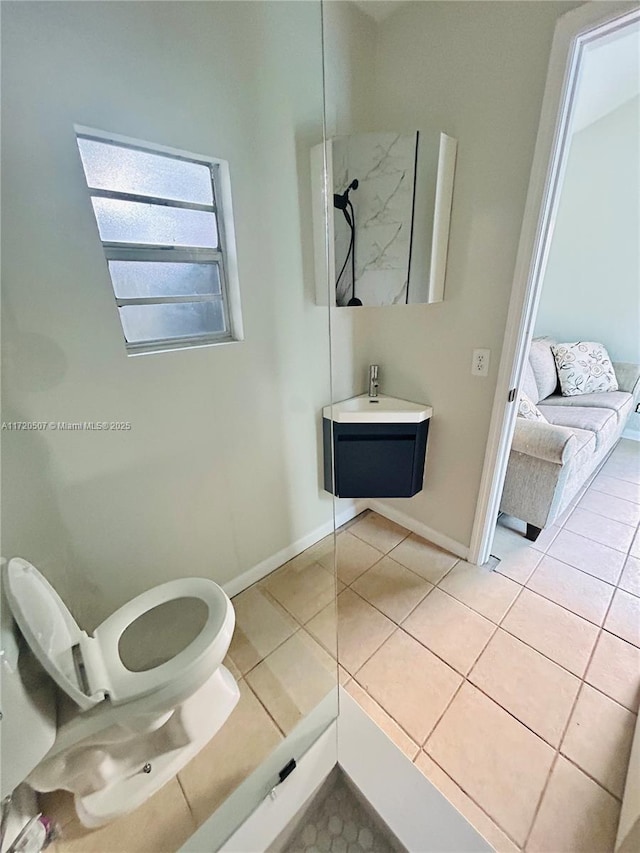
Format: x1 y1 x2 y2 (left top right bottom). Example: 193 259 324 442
341 508 638 849
589 479 640 503
418 750 525 851
521 559 627 850
175 774 198 827
241 676 290 741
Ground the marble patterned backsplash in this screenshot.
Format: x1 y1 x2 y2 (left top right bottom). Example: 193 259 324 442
332 133 417 307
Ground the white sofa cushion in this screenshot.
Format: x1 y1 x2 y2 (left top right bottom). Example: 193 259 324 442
552 341 619 396
538 405 618 451
543 391 633 423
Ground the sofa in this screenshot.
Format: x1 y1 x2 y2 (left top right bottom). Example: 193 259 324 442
500 337 640 541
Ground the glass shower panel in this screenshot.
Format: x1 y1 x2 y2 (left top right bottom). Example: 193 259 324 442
0 1 336 851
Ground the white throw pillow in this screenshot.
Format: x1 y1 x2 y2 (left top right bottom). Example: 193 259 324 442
551 342 618 397
518 392 548 422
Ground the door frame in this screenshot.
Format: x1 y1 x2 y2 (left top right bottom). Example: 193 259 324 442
468 0 640 565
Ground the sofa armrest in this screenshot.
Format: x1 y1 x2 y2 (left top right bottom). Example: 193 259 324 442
512 419 577 465
613 362 640 397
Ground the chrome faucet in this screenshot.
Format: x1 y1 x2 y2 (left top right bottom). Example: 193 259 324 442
368 364 379 398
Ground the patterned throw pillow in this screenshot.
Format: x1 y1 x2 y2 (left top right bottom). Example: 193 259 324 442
551 342 618 397
518 392 548 422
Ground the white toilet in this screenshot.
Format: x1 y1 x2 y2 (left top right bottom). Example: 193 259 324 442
2 557 239 827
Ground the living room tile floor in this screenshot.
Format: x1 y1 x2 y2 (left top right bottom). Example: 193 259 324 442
335 439 640 853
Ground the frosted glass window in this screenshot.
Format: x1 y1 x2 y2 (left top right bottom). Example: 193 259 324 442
76 128 241 353
119 302 226 344
108 261 221 299
91 198 218 248
77 137 213 205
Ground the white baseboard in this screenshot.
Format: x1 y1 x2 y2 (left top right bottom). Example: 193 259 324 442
337 690 490 852
367 500 469 561
222 495 467 600
222 501 366 598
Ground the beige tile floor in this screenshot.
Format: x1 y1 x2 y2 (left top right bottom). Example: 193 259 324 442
41 534 340 852
339 439 640 852
37 439 640 853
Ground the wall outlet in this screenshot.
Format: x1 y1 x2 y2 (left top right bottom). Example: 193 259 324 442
471 348 490 377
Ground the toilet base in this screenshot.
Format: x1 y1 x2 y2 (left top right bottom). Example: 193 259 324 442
72 665 239 827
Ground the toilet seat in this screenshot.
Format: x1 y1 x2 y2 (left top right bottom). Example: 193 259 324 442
3 558 234 711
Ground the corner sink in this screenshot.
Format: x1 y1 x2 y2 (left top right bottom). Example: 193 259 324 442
323 394 432 424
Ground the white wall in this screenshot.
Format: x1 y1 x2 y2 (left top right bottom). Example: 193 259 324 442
326 0 578 548
1 1 331 627
534 96 640 362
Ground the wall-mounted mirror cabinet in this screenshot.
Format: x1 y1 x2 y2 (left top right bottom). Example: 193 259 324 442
312 130 457 306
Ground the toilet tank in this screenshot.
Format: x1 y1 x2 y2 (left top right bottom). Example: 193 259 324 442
1 565 57 798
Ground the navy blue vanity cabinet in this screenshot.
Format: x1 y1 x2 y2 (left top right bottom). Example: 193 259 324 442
322 396 432 498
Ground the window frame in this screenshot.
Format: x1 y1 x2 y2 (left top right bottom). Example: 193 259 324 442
75 125 244 356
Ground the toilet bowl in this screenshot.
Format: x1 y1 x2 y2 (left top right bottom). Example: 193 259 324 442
2 558 240 827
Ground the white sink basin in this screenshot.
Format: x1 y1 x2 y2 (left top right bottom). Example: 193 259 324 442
323 394 432 424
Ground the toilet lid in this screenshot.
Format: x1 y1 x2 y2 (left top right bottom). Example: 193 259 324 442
3 558 104 709
4 558 235 712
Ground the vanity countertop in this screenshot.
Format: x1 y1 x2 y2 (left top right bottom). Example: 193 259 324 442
323 394 432 424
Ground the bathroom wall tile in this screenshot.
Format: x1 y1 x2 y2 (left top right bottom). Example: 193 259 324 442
351 556 432 623
438 560 521 624
348 513 409 554
51 778 196 853
526 757 620 853
585 630 640 712
604 588 640 647
227 586 298 674
547 529 626 584
402 588 494 675
178 680 282 827
356 629 462 744
387 533 459 584
468 630 580 747
526 555 614 625
245 631 336 735
578 489 640 527
564 507 635 552
501 588 599 677
414 753 520 853
320 530 385 586
425 683 554 847
619 555 640 597
263 559 336 624
346 679 420 761
561 684 636 799
591 473 640 505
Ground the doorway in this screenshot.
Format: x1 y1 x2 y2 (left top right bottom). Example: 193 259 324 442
469 0 640 567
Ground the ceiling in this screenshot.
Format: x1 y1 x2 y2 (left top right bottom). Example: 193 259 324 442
572 21 640 133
